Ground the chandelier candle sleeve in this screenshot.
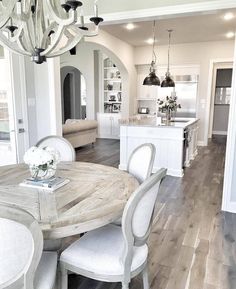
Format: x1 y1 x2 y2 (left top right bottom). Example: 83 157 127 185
0 0 103 64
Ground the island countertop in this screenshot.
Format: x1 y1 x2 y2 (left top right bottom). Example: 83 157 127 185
120 117 199 129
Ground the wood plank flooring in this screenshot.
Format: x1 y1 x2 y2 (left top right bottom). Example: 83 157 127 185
76 139 120 168
70 137 236 289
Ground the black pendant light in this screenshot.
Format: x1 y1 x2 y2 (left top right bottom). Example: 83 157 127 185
161 29 175 87
143 21 160 86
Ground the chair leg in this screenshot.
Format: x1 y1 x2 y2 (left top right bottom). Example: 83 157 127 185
60 266 68 289
142 265 149 289
122 282 129 289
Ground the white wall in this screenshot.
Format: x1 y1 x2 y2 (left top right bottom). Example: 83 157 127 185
24 58 62 143
60 42 95 120
134 40 235 145
61 30 137 118
24 57 37 146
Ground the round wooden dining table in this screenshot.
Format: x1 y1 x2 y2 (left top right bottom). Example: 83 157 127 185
0 162 139 239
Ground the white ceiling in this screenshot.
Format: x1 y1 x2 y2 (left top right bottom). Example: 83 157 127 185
101 9 236 46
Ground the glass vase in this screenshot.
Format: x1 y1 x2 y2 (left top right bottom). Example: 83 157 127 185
165 110 172 125
29 164 56 180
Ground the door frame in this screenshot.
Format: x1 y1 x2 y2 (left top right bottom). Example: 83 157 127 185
207 59 233 139
9 52 30 163
222 37 236 213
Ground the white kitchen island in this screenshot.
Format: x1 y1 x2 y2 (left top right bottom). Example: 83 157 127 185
119 117 199 177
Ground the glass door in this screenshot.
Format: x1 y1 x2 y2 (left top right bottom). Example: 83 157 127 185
0 49 17 166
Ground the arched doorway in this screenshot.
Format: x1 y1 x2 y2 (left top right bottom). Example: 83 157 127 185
60 66 86 123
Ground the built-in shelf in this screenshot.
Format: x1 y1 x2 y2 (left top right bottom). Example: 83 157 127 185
104 78 121 82
137 98 156 101
104 90 122 93
104 67 118 70
104 101 122 104
103 57 122 113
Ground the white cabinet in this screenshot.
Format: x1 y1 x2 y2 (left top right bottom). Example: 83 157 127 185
97 113 121 139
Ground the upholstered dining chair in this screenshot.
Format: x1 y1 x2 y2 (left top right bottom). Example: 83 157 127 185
113 143 156 226
127 143 156 184
0 204 57 289
60 168 166 289
36 135 76 162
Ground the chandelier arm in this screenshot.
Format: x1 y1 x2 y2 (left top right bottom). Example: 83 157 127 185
40 4 47 36
35 0 43 48
70 25 99 37
0 33 30 56
45 26 98 58
16 36 32 55
41 22 58 49
40 25 66 56
24 19 37 52
7 24 24 42
45 34 83 58
46 0 77 26
0 2 17 28
0 2 16 28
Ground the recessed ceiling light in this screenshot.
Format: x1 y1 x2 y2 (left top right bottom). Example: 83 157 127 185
226 31 235 38
125 23 135 30
146 38 154 44
224 12 234 21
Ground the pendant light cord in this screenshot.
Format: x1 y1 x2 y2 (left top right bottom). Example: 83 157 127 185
167 29 173 75
152 20 157 65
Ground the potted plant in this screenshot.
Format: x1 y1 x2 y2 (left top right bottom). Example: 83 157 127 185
157 96 181 124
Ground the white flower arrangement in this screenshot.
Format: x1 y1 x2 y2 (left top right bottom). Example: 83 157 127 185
157 95 181 113
24 146 60 179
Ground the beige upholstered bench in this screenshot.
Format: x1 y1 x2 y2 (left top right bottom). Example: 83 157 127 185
62 119 98 148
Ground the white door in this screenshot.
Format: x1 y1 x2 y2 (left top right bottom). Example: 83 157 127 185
10 52 29 163
0 50 29 166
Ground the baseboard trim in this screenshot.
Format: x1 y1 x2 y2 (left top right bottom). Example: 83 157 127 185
222 201 236 213
212 130 228 136
197 141 205 146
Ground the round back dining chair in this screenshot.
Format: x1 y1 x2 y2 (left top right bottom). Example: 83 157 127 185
60 168 166 289
127 143 156 183
36 135 76 162
0 204 43 289
121 168 166 287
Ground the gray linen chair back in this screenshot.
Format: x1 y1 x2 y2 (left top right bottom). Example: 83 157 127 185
36 135 76 162
127 143 156 183
0 204 43 289
121 169 166 282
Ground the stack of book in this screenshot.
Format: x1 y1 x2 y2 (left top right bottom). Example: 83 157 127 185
20 176 70 192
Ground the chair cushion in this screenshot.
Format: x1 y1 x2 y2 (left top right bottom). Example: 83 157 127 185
34 251 57 289
60 224 148 276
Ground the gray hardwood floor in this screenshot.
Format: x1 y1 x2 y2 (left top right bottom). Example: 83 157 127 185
71 137 236 289
76 139 120 168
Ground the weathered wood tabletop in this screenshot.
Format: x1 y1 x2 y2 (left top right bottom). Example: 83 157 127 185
0 162 139 239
